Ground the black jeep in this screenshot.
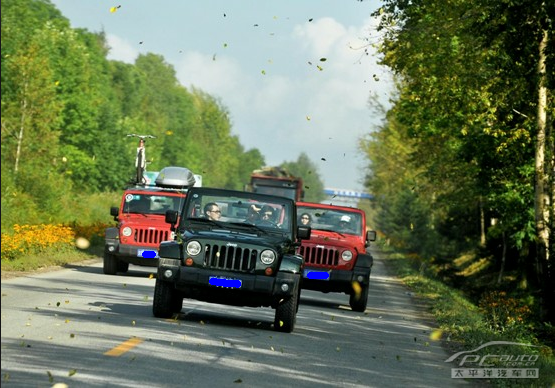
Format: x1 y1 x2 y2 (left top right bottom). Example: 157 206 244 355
152 187 311 332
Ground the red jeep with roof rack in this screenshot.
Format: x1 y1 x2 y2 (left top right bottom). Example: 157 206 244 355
103 166 197 275
296 202 377 312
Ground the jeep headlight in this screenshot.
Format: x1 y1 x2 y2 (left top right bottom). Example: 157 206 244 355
260 250 276 265
186 241 202 256
122 227 132 237
341 250 353 261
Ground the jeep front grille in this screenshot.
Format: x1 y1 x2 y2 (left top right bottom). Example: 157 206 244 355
203 244 258 272
134 228 169 245
299 246 339 267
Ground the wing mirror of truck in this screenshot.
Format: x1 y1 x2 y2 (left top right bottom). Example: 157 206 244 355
110 206 119 221
165 210 179 231
365 230 377 246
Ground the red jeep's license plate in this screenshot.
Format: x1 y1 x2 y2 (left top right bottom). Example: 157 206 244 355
303 269 330 280
209 276 242 288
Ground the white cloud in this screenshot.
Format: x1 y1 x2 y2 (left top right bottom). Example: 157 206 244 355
106 34 139 63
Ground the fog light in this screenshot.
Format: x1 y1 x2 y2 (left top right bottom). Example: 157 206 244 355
357 275 365 283
164 270 173 278
281 283 289 292
108 246 115 253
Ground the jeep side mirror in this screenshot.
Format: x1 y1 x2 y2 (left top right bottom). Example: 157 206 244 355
366 230 377 246
165 210 179 231
110 206 119 221
297 226 311 240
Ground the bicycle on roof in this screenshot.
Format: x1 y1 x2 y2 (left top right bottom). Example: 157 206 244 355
127 133 155 185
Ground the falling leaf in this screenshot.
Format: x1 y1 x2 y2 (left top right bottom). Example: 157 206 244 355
47 371 54 383
65 319 70 323
223 13 226 17
233 379 242 383
132 320 136 326
261 70 266 75
317 65 323 71
270 346 275 351
143 295 149 301
396 355 401 361
70 333 75 338
109 6 118 13
306 115 311 121
308 18 313 22
373 74 380 81
254 24 259 27
336 347 341 352
65 300 69 304
200 320 205 325
430 329 443 341
139 41 143 45
223 43 228 48
3 373 10 382
68 369 77 377
123 283 127 287
320 58 327 62
321 158 326 161
56 302 61 307
212 54 217 61
352 281 362 298
308 61 313 65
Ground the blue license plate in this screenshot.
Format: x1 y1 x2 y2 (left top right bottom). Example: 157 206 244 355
303 269 330 280
138 249 158 258
209 276 242 288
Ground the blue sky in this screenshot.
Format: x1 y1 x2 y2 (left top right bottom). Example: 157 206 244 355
51 0 393 191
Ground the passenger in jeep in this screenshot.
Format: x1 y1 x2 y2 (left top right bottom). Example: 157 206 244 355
299 213 312 226
257 205 276 226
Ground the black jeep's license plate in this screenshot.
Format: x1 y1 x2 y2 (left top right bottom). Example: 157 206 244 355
209 276 242 288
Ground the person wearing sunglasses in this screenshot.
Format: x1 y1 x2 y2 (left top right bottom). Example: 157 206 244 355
204 202 221 221
299 213 312 226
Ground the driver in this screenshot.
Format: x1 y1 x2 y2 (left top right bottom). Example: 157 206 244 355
258 205 276 225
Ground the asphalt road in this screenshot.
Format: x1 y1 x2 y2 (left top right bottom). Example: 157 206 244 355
1 248 470 387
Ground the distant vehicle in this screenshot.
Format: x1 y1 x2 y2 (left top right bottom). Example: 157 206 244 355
245 166 304 201
296 201 377 312
103 166 197 275
153 187 311 332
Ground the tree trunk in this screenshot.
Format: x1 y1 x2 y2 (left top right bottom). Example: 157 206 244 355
534 28 551 321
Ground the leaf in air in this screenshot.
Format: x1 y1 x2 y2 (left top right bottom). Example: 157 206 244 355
47 371 54 383
320 58 327 62
233 379 242 383
261 70 266 75
68 369 77 377
306 115 311 121
309 18 313 22
316 65 323 71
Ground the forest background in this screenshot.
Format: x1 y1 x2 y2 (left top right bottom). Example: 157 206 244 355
1 0 554 373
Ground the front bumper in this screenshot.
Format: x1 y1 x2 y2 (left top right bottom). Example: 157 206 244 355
301 266 371 294
157 259 299 308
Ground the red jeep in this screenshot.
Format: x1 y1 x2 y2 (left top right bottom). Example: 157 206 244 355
297 202 376 312
103 167 196 275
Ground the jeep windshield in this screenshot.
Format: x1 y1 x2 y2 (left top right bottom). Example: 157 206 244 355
123 193 185 215
297 205 362 235
180 187 294 234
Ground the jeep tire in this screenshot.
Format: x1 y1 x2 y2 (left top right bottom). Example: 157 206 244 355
103 251 118 275
274 277 300 333
153 279 181 318
349 282 369 312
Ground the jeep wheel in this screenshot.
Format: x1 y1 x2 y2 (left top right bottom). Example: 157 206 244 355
103 252 118 275
349 282 369 312
117 261 129 273
153 279 180 318
274 282 299 333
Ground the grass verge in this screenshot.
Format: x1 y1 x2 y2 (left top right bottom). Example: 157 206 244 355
378 246 554 387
